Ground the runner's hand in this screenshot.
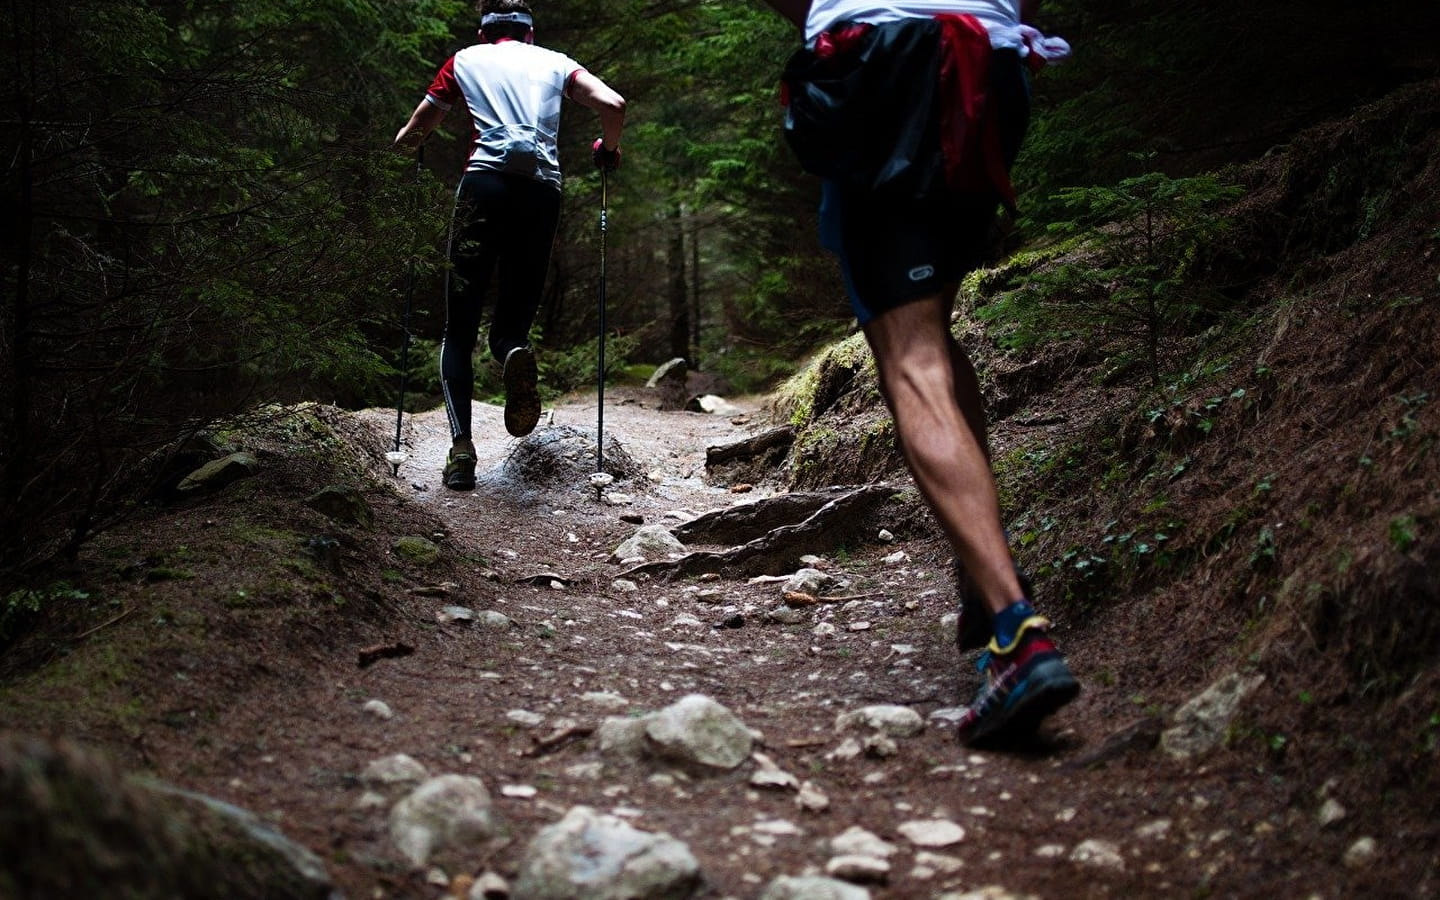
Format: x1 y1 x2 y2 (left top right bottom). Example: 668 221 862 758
592 138 621 172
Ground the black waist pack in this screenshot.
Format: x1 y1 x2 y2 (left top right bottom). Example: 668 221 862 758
781 17 945 198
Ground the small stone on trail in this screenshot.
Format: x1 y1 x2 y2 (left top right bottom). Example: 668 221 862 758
362 699 394 720
750 753 800 791
767 607 807 625
797 780 830 812
783 568 837 596
897 819 965 848
612 579 639 593
580 691 629 711
362 753 429 787
826 738 863 761
862 735 898 758
914 852 964 874
830 826 898 859
847 621 871 632
730 483 754 493
1343 836 1378 869
670 614 704 629
476 610 514 629
882 551 908 565
1034 844 1067 859
507 709 545 727
1318 798 1347 827
877 529 894 543
501 784 538 799
826 855 890 883
437 605 476 625
472 870 510 899
1134 819 1172 840
604 492 633 506
835 705 925 738
1068 839 1126 871
760 875 871 900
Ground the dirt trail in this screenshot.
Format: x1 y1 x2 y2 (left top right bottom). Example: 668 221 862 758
277 389 1330 899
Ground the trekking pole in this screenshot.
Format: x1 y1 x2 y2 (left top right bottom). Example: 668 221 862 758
596 167 608 477
387 143 424 477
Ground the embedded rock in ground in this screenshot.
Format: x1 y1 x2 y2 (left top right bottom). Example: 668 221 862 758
1068 838 1126 871
829 826 898 859
0 733 333 898
392 535 442 566
598 716 650 763
1160 672 1266 759
760 875 871 900
304 484 372 526
783 568 837 596
614 525 686 562
512 805 701 899
897 819 965 848
389 775 497 867
644 694 754 771
176 451 260 494
363 753 429 788
835 705 925 738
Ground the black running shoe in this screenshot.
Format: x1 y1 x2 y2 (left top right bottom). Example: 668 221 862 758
443 439 477 491
503 346 541 437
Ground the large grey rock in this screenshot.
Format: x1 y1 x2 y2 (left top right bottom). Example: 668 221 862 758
644 694 754 771
760 875 871 900
0 733 334 899
1160 672 1266 759
513 805 701 899
613 525 686 561
176 452 260 494
304 484 372 526
389 774 497 867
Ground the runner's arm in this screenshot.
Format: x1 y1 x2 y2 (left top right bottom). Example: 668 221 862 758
393 97 446 152
567 70 626 150
759 0 809 28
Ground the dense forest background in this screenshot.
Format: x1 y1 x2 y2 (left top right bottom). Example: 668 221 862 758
4 0 1439 585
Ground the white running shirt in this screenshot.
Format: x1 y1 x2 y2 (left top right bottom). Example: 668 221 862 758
805 0 1021 43
425 40 584 188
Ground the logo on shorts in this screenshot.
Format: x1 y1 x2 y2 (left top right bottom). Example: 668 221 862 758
908 264 935 282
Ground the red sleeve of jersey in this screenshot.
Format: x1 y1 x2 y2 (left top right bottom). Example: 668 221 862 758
563 67 585 99
426 56 461 110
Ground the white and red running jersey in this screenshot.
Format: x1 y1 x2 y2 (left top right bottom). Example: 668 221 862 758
425 40 584 188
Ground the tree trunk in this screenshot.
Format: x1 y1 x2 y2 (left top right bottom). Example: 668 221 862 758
667 204 690 363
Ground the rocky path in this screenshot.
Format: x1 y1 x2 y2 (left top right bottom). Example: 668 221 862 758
273 391 1358 898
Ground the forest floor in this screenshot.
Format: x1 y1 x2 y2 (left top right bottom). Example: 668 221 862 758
3 381 1421 899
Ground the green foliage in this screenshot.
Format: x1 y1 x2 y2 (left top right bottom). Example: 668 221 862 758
0 0 456 574
1 583 91 646
981 163 1243 383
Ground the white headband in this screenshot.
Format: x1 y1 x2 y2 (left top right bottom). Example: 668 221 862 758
480 11 533 27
